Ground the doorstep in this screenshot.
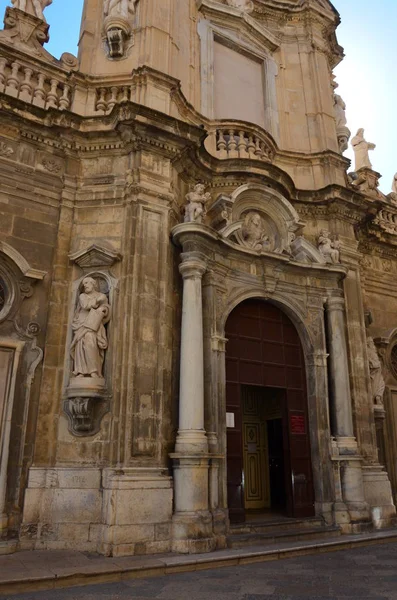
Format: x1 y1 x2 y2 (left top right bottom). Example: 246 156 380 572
1 528 397 596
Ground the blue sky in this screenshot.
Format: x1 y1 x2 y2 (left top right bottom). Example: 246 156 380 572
0 0 395 193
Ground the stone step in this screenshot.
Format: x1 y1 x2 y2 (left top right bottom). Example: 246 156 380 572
230 516 325 535
227 525 341 548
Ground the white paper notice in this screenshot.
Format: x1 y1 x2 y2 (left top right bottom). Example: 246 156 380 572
226 412 235 428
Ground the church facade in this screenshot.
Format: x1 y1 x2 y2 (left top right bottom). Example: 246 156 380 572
1 0 397 557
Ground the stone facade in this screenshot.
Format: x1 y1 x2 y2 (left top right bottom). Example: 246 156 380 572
0 0 396 557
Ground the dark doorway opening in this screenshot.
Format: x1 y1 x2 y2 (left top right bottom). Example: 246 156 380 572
225 299 315 524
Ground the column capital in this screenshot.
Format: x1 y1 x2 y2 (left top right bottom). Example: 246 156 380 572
326 293 345 312
179 252 207 280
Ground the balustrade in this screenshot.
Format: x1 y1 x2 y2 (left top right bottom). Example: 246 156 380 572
207 127 276 162
0 53 72 111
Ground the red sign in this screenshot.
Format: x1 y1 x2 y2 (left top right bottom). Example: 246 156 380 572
290 413 306 435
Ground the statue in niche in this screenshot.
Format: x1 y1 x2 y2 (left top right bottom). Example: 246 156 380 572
367 337 385 406
70 277 110 380
351 128 376 171
104 0 139 18
241 212 272 252
226 0 254 12
184 183 211 224
11 0 52 20
333 94 347 130
317 230 340 264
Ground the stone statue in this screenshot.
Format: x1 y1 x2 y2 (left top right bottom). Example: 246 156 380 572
317 230 340 264
226 0 254 12
393 173 397 195
351 128 376 171
104 0 138 18
11 0 52 20
333 94 347 129
70 277 110 379
184 184 211 224
241 212 271 252
367 337 385 406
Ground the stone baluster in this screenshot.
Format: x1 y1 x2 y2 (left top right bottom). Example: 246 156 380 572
175 252 208 454
217 129 227 158
254 136 263 158
227 129 237 157
6 62 20 98
107 86 119 112
46 78 59 108
238 130 248 158
19 67 34 103
325 294 369 524
247 134 255 157
58 84 71 110
120 86 129 103
0 57 8 93
33 72 46 108
96 87 107 112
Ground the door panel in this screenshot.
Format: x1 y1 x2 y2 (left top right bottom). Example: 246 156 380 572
225 299 315 521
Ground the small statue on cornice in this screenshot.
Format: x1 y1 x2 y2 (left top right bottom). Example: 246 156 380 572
225 0 254 13
241 212 272 252
317 230 340 264
104 0 139 18
367 337 385 406
184 183 211 224
351 128 376 171
11 0 52 21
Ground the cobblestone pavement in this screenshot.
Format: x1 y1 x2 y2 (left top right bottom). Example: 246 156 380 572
5 542 397 600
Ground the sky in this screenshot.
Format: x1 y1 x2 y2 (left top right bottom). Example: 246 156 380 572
0 0 395 193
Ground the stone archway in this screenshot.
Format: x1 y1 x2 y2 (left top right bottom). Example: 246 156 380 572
224 298 315 523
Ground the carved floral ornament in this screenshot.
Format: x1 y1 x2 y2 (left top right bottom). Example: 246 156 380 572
180 182 343 267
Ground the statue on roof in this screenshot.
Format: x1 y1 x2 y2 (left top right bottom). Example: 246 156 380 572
11 0 52 21
351 128 376 171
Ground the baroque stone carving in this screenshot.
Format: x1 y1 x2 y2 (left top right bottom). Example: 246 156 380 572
0 141 14 157
239 212 272 252
225 0 254 13
69 244 121 269
349 168 385 200
11 0 52 21
184 183 211 224
351 128 376 171
103 0 138 58
317 230 340 264
367 337 385 406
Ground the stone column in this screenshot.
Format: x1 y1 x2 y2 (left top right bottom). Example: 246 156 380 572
171 252 215 553
326 294 369 528
175 252 208 454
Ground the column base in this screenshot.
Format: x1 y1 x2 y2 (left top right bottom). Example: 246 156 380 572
362 465 396 529
174 429 208 454
171 511 217 554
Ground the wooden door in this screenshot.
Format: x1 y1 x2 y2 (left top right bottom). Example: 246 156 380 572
225 299 314 522
242 386 270 510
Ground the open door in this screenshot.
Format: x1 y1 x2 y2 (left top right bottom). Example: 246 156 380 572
225 299 315 523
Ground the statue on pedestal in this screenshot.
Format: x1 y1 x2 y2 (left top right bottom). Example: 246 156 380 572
11 0 52 21
351 128 376 171
367 337 385 406
184 184 211 224
70 277 110 379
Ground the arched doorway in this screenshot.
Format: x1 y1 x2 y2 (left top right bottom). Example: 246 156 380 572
225 299 315 523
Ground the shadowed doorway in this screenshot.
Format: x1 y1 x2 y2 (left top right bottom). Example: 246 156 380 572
225 299 314 524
